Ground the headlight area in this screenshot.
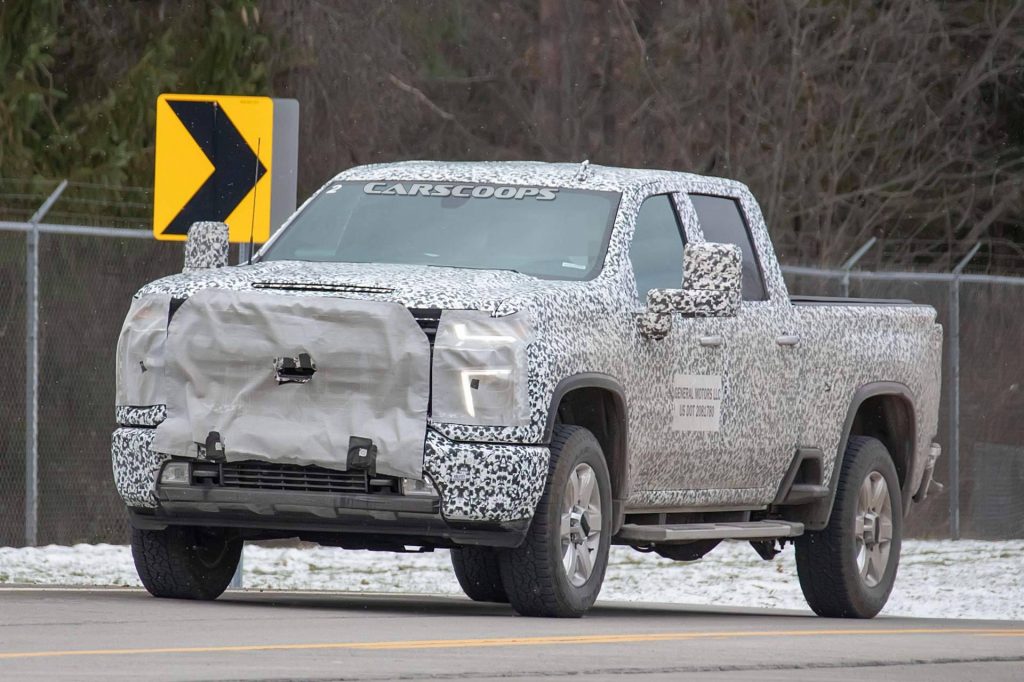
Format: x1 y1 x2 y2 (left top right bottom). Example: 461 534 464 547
115 294 172 412
431 310 532 427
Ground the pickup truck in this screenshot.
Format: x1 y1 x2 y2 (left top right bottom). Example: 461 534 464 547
114 161 943 618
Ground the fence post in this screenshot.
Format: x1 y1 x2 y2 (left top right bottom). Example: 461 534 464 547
839 237 877 298
946 278 960 540
947 241 982 541
24 180 68 547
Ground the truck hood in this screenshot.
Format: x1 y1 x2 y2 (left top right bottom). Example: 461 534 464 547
136 260 558 315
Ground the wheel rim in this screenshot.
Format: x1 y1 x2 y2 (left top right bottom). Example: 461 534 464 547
192 530 231 569
560 462 603 588
854 470 893 588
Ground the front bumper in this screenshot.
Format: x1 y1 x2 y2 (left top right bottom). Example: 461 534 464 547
131 485 530 548
112 424 548 545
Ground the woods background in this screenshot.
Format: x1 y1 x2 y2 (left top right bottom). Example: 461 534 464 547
3 0 1023 268
1 0 1024 543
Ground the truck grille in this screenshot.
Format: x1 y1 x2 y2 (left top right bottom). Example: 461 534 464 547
409 308 441 344
220 461 369 494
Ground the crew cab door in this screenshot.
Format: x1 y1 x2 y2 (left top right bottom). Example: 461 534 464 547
683 192 802 500
625 193 729 501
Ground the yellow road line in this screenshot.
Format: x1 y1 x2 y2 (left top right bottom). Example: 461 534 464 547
2 627 1023 661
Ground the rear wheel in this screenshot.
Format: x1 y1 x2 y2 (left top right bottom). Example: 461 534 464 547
795 436 902 618
132 525 241 600
450 547 508 603
499 425 612 618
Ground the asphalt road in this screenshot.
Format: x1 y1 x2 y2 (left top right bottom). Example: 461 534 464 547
1 587 1022 681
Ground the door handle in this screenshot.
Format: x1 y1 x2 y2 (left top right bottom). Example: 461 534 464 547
699 335 724 348
776 334 801 347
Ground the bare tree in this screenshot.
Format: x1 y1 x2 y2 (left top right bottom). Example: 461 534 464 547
263 0 1024 269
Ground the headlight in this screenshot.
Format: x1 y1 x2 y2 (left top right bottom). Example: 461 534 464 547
116 294 171 407
431 311 531 426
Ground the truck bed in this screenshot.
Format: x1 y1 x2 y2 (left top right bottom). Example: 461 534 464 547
790 295 914 306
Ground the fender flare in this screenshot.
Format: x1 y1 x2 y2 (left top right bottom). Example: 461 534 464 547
543 373 629 443
543 373 629 530
806 381 917 530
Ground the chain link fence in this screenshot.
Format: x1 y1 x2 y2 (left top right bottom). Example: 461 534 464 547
783 270 1024 540
1 180 183 546
0 230 27 546
2 180 1022 545
33 232 182 544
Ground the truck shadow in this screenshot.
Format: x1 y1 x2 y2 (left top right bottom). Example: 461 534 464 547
213 591 815 620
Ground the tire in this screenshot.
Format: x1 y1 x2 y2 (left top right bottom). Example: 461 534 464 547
795 436 902 618
131 525 242 600
450 547 509 603
499 425 612 618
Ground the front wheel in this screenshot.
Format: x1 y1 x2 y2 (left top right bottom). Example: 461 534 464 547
795 436 902 618
132 525 241 600
499 425 612 618
450 547 508 603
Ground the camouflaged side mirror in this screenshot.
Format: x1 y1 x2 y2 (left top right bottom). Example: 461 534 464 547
183 221 230 273
639 242 742 339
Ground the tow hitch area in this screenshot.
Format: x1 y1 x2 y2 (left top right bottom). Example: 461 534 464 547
347 436 378 473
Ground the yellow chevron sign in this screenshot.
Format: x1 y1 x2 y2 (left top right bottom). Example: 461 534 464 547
153 94 298 243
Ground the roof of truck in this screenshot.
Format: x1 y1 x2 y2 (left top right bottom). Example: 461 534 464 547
333 160 746 194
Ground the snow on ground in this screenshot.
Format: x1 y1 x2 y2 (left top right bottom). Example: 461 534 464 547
1 540 1022 621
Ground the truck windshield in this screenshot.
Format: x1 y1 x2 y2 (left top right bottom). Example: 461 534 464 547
260 181 620 280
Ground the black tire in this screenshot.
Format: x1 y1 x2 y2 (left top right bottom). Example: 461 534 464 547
131 526 242 600
450 547 509 603
795 436 902 618
499 425 613 618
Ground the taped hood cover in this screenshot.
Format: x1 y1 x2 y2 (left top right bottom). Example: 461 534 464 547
152 288 430 478
137 261 545 315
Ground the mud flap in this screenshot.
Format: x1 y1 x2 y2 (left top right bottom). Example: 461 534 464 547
152 289 430 479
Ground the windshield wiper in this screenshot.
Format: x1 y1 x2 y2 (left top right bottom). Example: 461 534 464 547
424 263 524 276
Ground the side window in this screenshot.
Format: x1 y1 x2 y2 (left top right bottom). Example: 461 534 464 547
689 194 767 301
628 194 686 302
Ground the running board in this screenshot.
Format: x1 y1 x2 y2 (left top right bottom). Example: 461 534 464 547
615 520 805 544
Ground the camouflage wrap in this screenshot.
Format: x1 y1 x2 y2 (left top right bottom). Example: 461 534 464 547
182 221 229 272
112 160 942 521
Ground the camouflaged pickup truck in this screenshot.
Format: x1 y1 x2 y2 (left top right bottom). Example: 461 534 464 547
114 161 942 618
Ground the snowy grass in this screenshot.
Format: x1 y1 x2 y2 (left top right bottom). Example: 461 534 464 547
1 540 1021 620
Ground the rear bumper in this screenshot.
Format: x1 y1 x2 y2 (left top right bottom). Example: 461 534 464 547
112 425 548 545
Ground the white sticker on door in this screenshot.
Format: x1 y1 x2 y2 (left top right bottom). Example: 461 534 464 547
671 374 722 432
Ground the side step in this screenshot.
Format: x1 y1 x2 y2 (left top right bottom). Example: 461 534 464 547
616 520 804 544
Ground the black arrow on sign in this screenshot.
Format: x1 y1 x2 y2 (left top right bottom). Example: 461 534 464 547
163 100 267 236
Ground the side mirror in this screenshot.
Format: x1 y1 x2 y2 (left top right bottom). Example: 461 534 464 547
639 242 742 339
183 221 230 273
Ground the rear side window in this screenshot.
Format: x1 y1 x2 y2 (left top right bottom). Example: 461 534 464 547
689 194 767 300
628 194 685 301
